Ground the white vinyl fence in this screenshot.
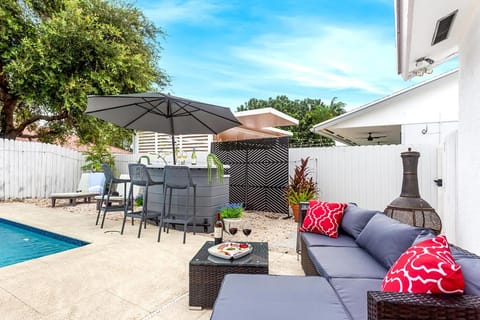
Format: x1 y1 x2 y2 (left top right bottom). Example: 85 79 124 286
0 139 86 199
289 144 440 214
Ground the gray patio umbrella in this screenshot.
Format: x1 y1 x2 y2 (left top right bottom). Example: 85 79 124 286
86 93 241 164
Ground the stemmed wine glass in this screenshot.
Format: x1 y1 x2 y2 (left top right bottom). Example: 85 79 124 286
228 221 238 242
242 221 252 240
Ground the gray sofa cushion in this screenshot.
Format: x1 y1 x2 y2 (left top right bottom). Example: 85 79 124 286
301 231 358 248
451 245 480 296
340 204 379 239
307 246 387 279
330 278 383 320
356 214 425 269
211 274 350 320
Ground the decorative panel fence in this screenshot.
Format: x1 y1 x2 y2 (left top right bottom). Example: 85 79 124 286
212 137 289 214
0 139 86 199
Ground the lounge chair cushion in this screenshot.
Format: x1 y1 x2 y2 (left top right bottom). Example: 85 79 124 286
340 204 379 239
301 231 358 248
307 246 387 279
211 274 350 320
87 172 106 194
356 214 425 269
330 278 383 320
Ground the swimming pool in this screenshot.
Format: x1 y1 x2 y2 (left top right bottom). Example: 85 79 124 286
0 218 89 268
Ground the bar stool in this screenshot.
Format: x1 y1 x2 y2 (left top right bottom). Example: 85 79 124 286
121 163 163 238
96 164 130 228
158 165 196 244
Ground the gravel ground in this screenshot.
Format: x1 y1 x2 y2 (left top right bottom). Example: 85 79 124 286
18 198 299 253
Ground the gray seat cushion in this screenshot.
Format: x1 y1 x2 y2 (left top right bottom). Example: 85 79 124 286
356 214 426 269
211 274 350 320
301 231 358 248
307 246 387 279
451 245 480 296
340 204 379 239
330 278 383 320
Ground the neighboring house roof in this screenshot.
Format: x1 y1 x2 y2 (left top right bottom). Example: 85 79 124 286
311 69 458 145
395 0 479 80
17 133 131 154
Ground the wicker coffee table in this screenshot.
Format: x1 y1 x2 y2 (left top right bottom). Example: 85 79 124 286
189 241 269 309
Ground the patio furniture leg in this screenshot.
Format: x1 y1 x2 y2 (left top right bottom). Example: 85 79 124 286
52 198 56 207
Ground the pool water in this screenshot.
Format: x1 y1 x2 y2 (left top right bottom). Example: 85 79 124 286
0 218 89 268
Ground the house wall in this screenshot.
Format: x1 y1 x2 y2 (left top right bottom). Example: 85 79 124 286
457 7 480 254
331 71 458 129
402 121 458 145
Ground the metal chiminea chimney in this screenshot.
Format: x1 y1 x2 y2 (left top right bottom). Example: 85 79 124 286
384 148 442 235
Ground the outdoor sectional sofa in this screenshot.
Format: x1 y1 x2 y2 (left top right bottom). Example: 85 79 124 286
210 203 480 320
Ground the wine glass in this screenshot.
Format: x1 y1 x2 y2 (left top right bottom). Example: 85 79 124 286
242 221 252 240
228 221 238 242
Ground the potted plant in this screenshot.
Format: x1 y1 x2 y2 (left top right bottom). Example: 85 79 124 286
206 153 224 183
219 203 244 220
286 157 317 222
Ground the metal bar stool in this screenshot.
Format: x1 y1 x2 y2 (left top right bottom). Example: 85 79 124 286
158 165 196 244
121 163 163 238
96 164 130 228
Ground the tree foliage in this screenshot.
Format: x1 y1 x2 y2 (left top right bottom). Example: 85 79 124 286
0 0 169 148
237 96 346 146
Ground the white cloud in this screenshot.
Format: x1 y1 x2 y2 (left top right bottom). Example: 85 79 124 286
230 20 401 96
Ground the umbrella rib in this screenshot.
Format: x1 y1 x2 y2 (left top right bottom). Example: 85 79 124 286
171 100 241 133
122 98 169 128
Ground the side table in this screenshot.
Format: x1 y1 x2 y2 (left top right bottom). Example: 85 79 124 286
189 241 269 309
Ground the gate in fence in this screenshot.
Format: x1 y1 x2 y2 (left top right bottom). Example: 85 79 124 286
212 137 289 214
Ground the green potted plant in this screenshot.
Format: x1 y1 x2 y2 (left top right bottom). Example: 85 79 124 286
206 153 224 183
219 203 244 219
286 157 317 222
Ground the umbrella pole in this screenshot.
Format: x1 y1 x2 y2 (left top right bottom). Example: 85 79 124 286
171 135 176 165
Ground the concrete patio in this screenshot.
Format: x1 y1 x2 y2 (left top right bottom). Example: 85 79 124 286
0 202 302 320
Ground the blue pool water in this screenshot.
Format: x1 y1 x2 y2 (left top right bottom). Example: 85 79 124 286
0 218 89 268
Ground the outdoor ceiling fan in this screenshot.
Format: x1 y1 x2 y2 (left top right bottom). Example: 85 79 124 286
365 132 387 141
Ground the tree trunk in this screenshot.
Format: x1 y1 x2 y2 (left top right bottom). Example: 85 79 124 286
0 64 19 140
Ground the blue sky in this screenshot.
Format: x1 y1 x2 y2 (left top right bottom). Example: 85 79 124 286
130 0 458 111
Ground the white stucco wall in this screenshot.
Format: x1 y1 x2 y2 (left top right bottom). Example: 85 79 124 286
457 8 480 254
402 121 458 145
332 71 458 129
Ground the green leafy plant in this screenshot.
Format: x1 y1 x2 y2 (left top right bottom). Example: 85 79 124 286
286 157 317 204
82 144 115 172
219 203 244 219
134 195 143 206
206 153 224 183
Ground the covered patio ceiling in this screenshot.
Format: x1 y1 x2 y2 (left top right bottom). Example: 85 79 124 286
396 0 479 79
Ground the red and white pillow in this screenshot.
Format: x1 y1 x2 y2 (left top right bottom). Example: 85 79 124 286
299 200 347 238
382 235 464 294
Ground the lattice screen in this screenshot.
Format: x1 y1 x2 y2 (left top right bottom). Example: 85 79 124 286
212 137 289 214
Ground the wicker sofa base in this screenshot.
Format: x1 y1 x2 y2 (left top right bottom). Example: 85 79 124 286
368 291 480 320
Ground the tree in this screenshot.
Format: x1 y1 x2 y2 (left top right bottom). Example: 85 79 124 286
237 96 346 146
0 0 169 148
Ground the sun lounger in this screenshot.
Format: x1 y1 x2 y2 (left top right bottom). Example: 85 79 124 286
50 172 105 207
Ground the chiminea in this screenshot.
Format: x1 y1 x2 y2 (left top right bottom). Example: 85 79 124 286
384 148 442 235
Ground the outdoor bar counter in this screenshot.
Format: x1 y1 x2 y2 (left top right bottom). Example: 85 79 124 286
145 165 230 233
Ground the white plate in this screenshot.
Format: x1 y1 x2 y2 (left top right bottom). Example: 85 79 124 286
208 242 253 260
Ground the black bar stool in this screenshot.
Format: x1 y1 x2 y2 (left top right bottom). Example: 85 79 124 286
158 165 196 244
96 164 130 228
121 163 163 238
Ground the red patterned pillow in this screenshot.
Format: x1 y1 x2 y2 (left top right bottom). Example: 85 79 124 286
382 235 464 294
299 200 347 238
